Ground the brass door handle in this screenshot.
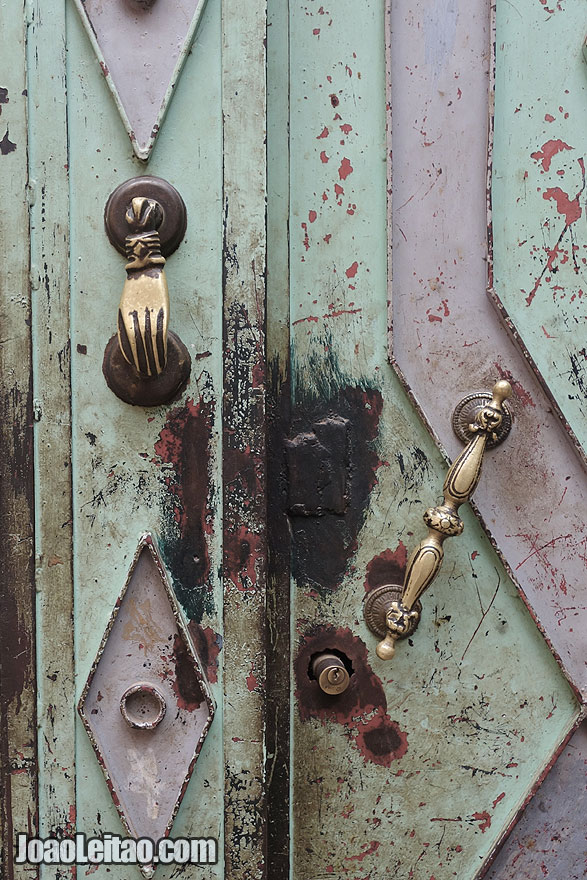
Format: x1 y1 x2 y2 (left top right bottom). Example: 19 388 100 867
364 380 513 661
102 176 191 406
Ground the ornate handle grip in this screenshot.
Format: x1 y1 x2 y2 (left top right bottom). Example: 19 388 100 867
118 196 169 378
365 380 513 661
102 176 191 406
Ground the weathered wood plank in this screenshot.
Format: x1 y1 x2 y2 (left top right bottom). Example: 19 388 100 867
0 4 37 878
66 1 225 874
222 0 268 875
266 0 292 875
27 0 75 871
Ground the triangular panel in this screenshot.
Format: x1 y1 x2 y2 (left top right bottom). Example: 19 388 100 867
74 0 207 160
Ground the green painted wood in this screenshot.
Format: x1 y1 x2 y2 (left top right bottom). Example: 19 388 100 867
27 4 76 878
0 4 37 878
221 0 269 875
286 1 579 878
266 0 292 875
66 0 224 876
493 0 587 458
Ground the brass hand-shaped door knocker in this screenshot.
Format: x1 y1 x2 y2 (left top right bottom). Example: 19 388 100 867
364 380 513 661
103 176 191 406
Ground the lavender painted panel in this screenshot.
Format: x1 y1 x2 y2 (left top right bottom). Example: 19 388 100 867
75 0 206 159
389 0 587 697
487 721 587 880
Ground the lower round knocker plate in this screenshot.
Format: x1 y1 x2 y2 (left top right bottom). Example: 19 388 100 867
364 584 422 640
103 330 191 407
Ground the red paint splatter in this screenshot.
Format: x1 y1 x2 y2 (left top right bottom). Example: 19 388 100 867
543 186 582 225
345 841 380 862
524 240 564 306
320 150 330 163
530 139 573 172
323 234 332 243
334 183 344 197
317 127 329 139
345 261 358 278
292 314 320 326
326 308 362 318
313 27 320 35
493 365 536 407
246 665 258 691
338 157 353 180
309 210 317 223
493 791 506 809
292 308 362 326
471 550 479 560
340 123 353 134
544 114 555 123
472 811 491 832
427 312 442 322
301 222 310 251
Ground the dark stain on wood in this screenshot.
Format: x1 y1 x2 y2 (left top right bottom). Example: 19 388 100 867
294 624 408 766
188 622 221 684
0 374 37 877
364 544 408 592
289 384 384 594
0 128 16 154
265 353 292 880
154 391 215 622
171 634 204 712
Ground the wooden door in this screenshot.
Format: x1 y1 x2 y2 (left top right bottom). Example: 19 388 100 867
1 1 585 879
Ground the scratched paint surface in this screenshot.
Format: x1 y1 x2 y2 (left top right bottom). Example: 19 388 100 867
487 719 587 880
0 6 37 878
288 1 578 878
493 0 587 455
67 0 224 876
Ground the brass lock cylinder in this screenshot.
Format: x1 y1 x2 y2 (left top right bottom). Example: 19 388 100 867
311 653 350 695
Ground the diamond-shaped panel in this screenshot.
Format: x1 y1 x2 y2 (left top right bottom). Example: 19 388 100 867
78 534 214 863
74 0 207 160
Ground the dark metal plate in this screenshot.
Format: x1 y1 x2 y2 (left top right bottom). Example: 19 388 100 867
104 176 187 257
103 330 191 406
